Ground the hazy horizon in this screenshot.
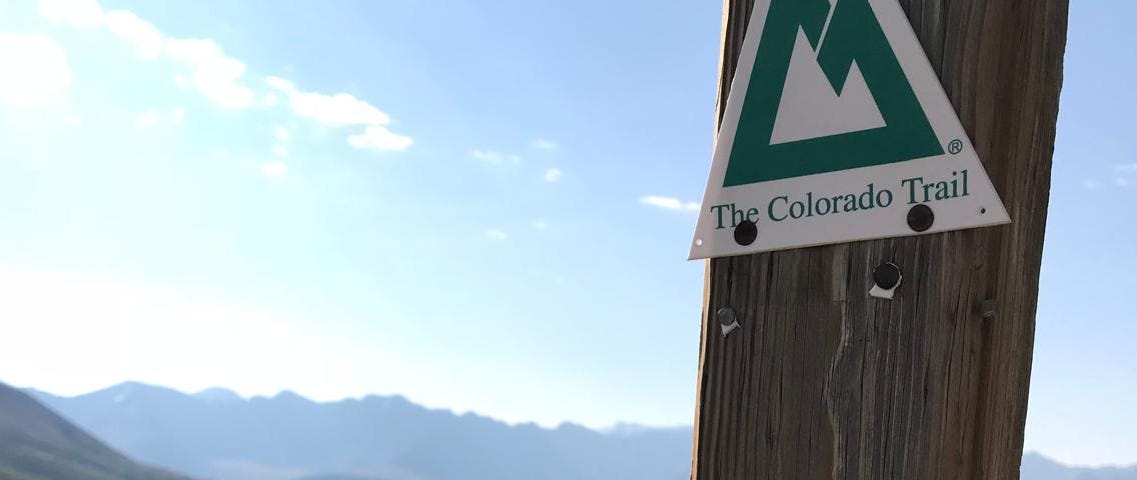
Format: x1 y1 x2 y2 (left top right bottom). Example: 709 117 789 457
21 378 697 431
20 377 1137 473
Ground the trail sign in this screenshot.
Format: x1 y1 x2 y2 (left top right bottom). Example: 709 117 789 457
688 0 1009 260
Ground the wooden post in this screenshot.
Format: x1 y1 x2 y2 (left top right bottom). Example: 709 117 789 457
690 1 1069 479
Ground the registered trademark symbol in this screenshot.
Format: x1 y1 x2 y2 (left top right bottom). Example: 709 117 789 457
948 139 964 155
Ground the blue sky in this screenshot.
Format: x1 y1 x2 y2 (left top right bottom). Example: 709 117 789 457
0 0 1133 468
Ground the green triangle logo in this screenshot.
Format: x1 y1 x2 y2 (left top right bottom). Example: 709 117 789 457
689 0 1010 259
723 0 944 187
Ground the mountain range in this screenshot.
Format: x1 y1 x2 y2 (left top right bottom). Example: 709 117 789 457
1 380 1133 480
27 382 692 480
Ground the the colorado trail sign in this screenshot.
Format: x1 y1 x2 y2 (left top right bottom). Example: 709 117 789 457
689 0 1009 260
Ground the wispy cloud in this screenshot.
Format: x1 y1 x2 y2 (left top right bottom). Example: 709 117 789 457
1115 177 1130 188
532 139 559 151
484 229 509 241
471 150 521 166
39 0 412 152
348 126 414 152
266 77 412 153
531 220 548 230
274 126 290 142
544 168 563 182
1082 180 1101 190
272 145 289 157
640 195 700 212
265 77 389 126
38 0 104 28
87 15 244 107
151 34 256 109
0 33 73 108
40 0 255 109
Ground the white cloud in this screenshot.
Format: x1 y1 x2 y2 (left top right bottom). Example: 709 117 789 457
544 168 563 182
165 38 254 109
264 76 411 153
262 161 288 177
39 0 254 110
532 139 559 151
264 77 291 93
272 145 289 157
0 34 73 107
37 0 410 151
484 229 509 241
640 195 700 212
134 109 160 129
274 126 291 142
169 108 185 123
1115 177 1129 187
104 10 164 59
531 220 548 230
1082 180 1101 190
471 150 521 166
265 76 390 127
39 0 105 29
348 126 413 152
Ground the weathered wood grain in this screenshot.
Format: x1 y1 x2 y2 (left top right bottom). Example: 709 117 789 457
690 1 1069 479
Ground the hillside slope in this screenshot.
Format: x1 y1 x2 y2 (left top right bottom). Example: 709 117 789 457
0 382 191 480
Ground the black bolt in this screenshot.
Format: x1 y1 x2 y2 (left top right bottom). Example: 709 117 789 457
717 307 737 326
734 220 758 246
872 262 902 290
907 204 935 232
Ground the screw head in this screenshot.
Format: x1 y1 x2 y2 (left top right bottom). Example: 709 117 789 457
872 262 902 290
716 307 737 327
734 220 757 246
907 204 935 232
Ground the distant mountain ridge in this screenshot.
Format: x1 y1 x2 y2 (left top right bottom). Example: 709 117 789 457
22 381 1136 480
29 382 692 480
0 381 191 480
1022 453 1137 480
